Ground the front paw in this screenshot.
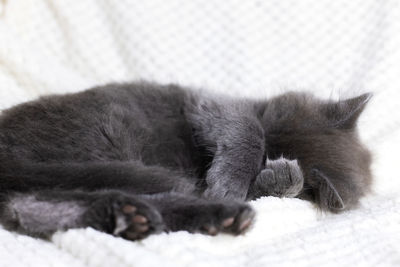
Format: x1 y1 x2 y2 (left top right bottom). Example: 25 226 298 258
252 158 304 198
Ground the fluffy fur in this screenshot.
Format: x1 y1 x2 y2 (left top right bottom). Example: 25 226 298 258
0 82 372 240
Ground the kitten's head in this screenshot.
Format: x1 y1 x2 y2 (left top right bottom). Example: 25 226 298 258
261 92 373 212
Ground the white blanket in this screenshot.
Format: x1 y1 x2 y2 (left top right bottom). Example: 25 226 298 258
0 1 399 266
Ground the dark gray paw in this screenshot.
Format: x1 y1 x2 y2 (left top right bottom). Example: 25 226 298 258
112 199 164 240
173 202 255 236
200 203 255 236
252 157 304 198
86 195 164 241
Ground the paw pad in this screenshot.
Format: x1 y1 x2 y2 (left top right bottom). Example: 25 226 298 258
114 202 163 240
200 206 255 236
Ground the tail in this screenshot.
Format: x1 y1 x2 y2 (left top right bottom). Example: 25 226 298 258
0 160 195 194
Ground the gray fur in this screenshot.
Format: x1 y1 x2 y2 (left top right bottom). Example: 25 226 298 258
5 195 85 235
248 157 304 199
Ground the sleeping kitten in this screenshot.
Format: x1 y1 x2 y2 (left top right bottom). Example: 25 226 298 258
0 82 372 240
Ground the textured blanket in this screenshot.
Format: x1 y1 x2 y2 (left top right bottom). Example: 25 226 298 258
0 1 399 266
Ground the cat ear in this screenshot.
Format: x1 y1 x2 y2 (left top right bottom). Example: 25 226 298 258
324 93 372 129
312 169 345 211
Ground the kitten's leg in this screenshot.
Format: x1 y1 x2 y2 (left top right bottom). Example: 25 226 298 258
0 190 164 240
0 190 255 239
144 193 255 235
0 161 196 195
247 158 304 200
187 99 265 200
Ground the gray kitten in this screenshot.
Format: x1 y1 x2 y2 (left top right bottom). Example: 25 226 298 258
0 82 372 240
